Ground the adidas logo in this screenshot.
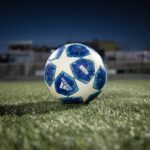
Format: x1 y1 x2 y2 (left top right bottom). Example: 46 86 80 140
79 65 89 75
60 77 72 91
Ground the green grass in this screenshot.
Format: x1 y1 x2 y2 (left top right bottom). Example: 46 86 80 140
0 80 150 150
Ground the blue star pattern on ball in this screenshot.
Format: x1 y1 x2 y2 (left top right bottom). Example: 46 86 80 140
71 58 95 84
55 71 79 96
67 44 90 57
44 63 56 87
72 77 99 102
50 48 79 78
44 43 107 103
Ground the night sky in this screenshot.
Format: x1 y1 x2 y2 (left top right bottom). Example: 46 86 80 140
0 0 150 51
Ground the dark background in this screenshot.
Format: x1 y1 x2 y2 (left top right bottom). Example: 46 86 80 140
0 0 150 51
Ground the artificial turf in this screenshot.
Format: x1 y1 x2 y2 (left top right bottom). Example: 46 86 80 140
0 80 150 150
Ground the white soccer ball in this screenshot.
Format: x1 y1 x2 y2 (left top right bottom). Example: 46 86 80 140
44 43 107 103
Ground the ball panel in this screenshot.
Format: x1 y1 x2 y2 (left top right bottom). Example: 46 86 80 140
48 46 65 61
55 71 79 96
71 58 95 84
67 44 90 57
44 63 56 87
60 97 83 103
93 67 106 90
86 91 101 103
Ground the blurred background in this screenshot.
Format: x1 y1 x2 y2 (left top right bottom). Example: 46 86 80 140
0 0 150 80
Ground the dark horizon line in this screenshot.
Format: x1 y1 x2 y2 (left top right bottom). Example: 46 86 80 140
0 38 149 52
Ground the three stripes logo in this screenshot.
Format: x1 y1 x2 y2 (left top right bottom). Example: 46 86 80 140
60 77 72 91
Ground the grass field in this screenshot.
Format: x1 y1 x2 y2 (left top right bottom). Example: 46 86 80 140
0 80 150 150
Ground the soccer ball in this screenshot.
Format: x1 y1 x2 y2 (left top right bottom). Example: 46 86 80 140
44 43 107 103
